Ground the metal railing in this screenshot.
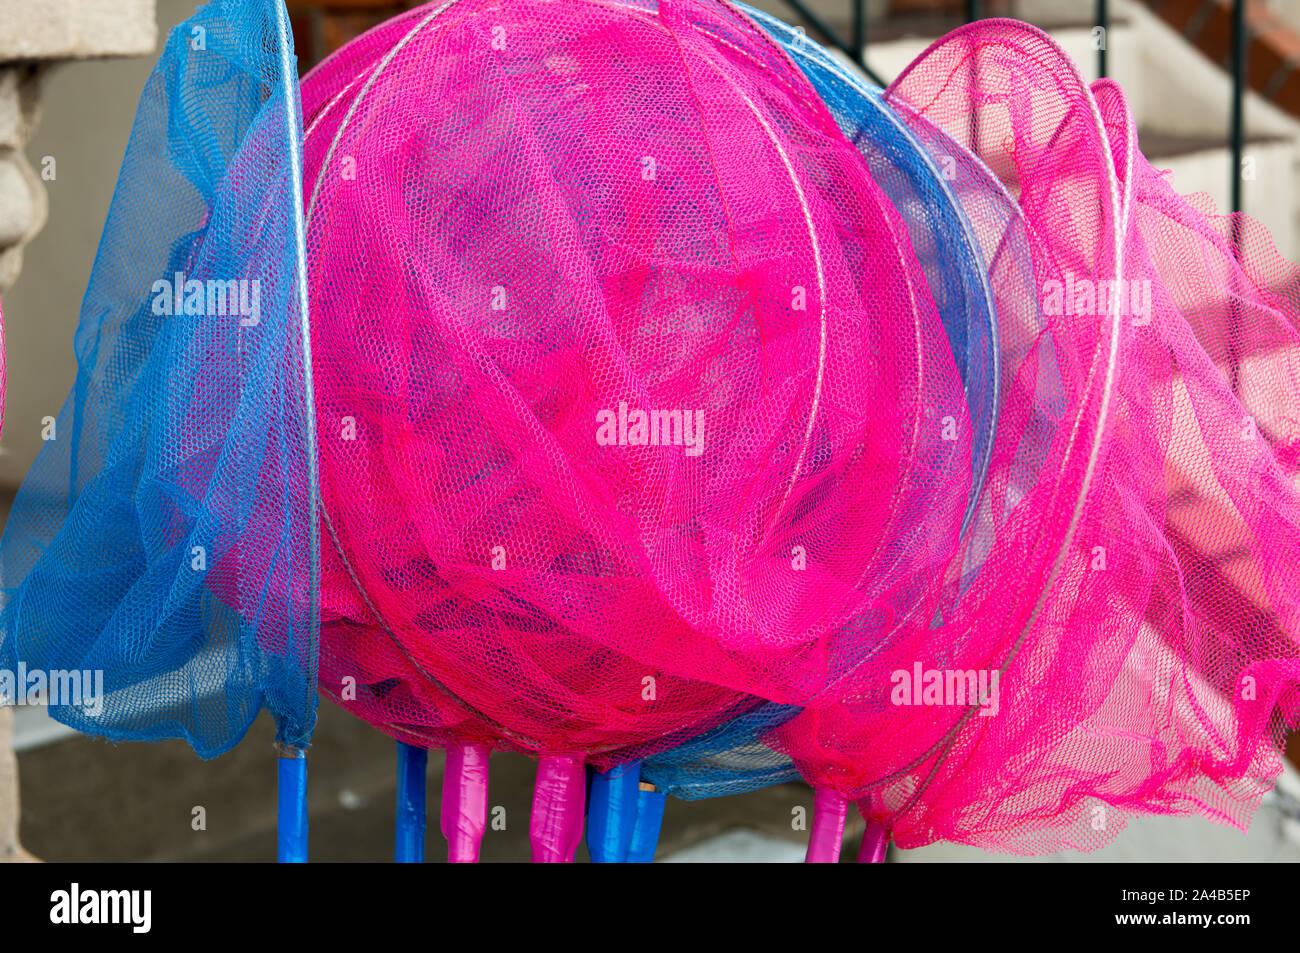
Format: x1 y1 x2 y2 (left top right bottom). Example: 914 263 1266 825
776 0 886 85
774 0 1250 214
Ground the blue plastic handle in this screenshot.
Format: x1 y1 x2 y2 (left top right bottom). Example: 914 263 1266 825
277 748 309 863
627 787 667 863
396 741 428 863
586 761 642 862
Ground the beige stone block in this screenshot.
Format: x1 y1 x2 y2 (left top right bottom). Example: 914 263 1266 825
0 243 22 290
0 709 37 862
0 153 41 245
0 149 47 292
0 67 42 150
0 0 156 61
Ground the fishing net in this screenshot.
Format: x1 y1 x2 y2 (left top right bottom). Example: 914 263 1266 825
772 19 1300 857
300 0 972 860
0 0 316 766
618 7 1003 864
766 18 1129 855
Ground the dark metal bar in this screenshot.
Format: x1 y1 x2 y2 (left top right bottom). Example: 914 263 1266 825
1227 0 1247 396
853 0 865 69
1230 0 1246 215
966 0 981 22
1097 0 1109 79
777 0 844 52
1226 1 1248 392
777 0 886 87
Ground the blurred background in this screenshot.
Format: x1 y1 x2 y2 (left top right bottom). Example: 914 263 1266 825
0 0 1298 861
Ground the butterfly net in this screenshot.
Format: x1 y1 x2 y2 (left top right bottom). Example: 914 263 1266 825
301 0 973 773
771 20 1300 855
0 0 317 757
638 3 1001 804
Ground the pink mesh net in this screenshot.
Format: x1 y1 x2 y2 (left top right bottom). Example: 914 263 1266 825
298 0 973 857
769 19 1300 856
293 6 1300 861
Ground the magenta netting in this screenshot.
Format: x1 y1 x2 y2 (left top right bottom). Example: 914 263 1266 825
766 19 1300 855
299 0 973 770
294 7 1300 858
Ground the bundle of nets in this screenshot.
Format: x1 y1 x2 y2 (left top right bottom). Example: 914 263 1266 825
618 3 1005 862
768 19 1300 858
299 0 972 861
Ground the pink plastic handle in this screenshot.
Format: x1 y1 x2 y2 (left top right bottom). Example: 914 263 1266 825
857 818 889 863
441 742 490 863
805 788 848 863
529 754 586 863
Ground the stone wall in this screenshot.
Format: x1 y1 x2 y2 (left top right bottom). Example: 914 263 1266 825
0 0 156 290
0 65 45 291
0 0 157 862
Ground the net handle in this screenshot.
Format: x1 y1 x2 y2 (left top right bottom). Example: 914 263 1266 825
586 761 642 862
529 755 586 863
276 743 309 863
805 788 847 862
395 741 428 862
627 784 667 863
442 742 491 863
856 816 889 863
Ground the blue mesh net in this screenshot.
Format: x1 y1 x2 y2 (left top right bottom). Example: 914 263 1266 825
0 0 317 757
637 6 999 804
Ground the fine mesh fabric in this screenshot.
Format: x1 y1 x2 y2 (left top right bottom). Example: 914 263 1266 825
771 20 1300 854
0 0 317 755
770 18 1124 847
742 4 1000 521
301 0 972 768
638 4 1001 802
